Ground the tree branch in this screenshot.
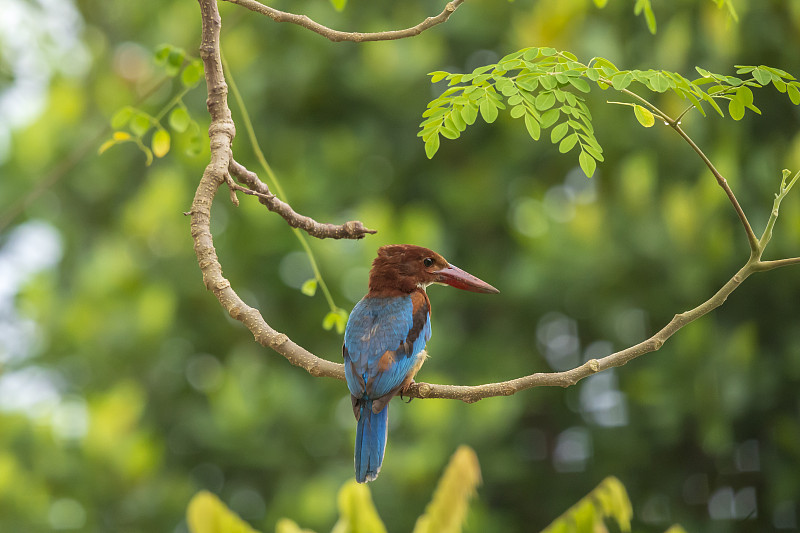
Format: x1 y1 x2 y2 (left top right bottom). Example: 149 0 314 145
194 0 799 406
191 0 369 379
223 0 465 42
670 123 760 253
228 159 376 239
606 78 761 253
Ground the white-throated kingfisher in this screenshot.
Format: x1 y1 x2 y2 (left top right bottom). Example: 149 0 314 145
343 244 499 483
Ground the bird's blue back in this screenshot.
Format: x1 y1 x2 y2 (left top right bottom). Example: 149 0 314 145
344 294 431 401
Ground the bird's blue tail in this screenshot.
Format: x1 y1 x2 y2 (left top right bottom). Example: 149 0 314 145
355 400 388 483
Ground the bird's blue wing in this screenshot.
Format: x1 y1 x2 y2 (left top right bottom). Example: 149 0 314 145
344 293 431 400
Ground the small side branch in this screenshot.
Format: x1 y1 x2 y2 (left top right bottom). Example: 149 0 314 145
229 159 376 239
605 76 760 252
671 123 760 252
223 0 465 42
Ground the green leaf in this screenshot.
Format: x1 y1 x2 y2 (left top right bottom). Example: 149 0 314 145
633 105 655 127
611 72 633 90
330 0 347 11
461 104 478 125
301 279 317 297
728 97 745 120
510 105 526 119
111 106 134 129
788 83 800 105
643 3 657 33
187 491 260 533
752 67 771 85
579 150 596 178
567 77 591 93
181 60 204 87
425 135 440 159
559 132 578 153
165 48 186 77
735 85 754 106
169 107 191 132
550 122 569 143
651 72 670 92
540 75 558 90
322 309 348 335
152 129 171 158
479 98 498 123
524 114 540 140
154 44 172 65
534 91 556 111
429 71 449 83
540 108 560 129
130 111 152 137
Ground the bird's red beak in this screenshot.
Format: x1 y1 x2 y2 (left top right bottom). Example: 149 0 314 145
434 264 499 294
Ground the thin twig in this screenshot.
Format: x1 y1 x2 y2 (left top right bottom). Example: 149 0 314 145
594 70 761 252
671 123 760 253
223 0 464 42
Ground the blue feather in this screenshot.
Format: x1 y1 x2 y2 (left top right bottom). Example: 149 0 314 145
354 399 388 483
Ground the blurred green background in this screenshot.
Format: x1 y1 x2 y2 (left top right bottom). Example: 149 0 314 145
1 0 799 531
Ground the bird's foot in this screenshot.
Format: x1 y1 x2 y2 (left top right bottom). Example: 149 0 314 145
399 380 416 403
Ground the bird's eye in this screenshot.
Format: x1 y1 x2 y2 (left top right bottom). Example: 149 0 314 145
423 257 434 267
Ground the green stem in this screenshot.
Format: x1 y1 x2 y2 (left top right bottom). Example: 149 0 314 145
758 169 800 255
153 84 195 124
222 51 340 314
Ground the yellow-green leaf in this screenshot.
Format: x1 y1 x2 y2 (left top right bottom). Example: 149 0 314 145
98 139 116 155
579 150 597 178
186 491 261 533
412 446 482 533
152 129 171 158
301 278 317 297
728 98 745 120
322 309 348 334
332 480 387 533
275 518 316 533
633 105 655 127
169 107 191 132
113 131 132 141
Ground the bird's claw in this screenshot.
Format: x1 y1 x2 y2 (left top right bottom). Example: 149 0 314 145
400 380 416 403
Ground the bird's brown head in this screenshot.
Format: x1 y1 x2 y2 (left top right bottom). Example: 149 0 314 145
367 244 499 295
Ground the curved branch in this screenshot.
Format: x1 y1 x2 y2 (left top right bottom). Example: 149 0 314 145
195 0 799 406
229 159 376 239
223 0 465 42
192 0 366 379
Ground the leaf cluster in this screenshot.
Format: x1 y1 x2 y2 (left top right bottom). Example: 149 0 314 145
99 44 206 164
185 447 482 533
420 47 800 177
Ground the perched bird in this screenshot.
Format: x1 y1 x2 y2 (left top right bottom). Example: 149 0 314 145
343 244 499 483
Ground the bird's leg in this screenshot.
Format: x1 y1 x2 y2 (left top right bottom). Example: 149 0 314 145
399 378 416 403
